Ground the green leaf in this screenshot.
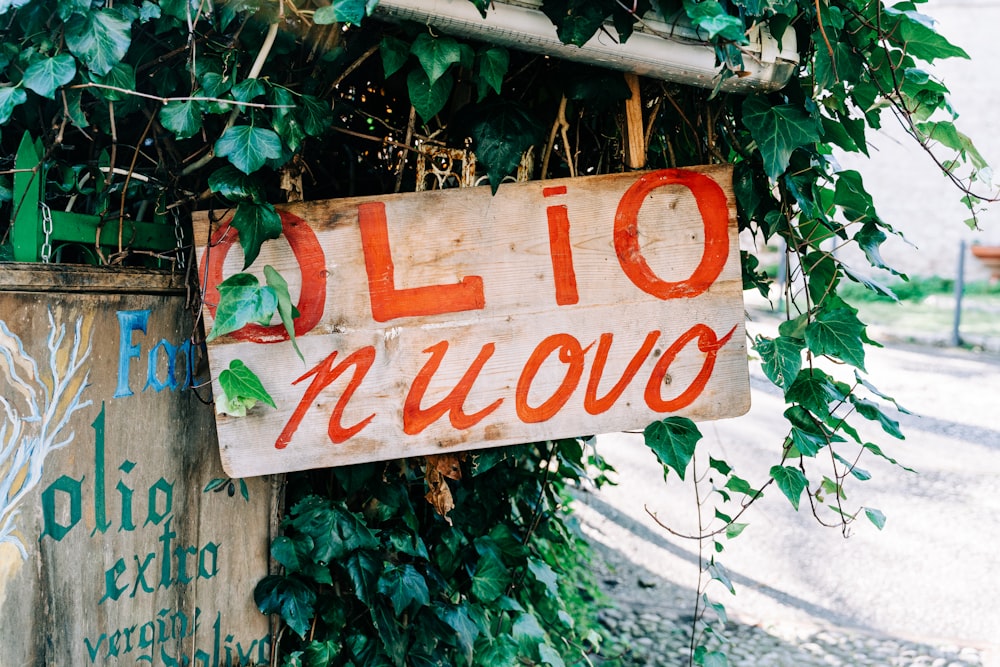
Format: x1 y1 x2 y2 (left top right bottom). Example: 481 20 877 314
785 369 846 418
541 0 606 46
743 96 822 180
851 396 904 439
159 100 203 140
684 0 746 41
208 165 264 201
219 358 276 408
707 560 735 594
380 36 410 79
378 564 430 616
344 550 380 605
436 604 479 666
64 9 132 76
302 640 339 667
883 7 969 62
724 475 755 496
476 46 509 99
22 54 77 99
410 33 463 85
644 417 702 481
538 643 566 667
406 68 453 123
461 99 542 193
725 522 748 539
708 457 732 476
804 307 867 370
92 62 135 101
703 650 730 667
271 535 302 571
254 575 316 639
215 125 283 174
527 558 559 596
208 273 278 342
264 265 303 360
231 77 265 103
754 335 803 390
864 507 886 530
0 86 27 124
314 0 372 25
471 549 510 603
230 200 282 268
769 465 808 510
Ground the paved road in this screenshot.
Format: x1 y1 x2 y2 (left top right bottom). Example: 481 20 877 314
585 331 1000 663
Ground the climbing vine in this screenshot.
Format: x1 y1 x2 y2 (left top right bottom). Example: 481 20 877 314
0 0 992 665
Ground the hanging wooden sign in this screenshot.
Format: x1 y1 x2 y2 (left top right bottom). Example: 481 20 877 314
194 166 750 477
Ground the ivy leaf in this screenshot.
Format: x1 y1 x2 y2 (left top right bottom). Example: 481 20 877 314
271 535 302 572
644 417 702 481
207 273 278 342
854 222 902 275
230 200 282 268
538 643 567 667
159 100 203 140
864 507 886 530
22 54 77 99
344 550 380 605
850 396 905 440
64 8 132 76
380 35 410 79
460 99 542 193
754 335 803 390
378 564 430 616
313 0 375 25
208 165 264 202
215 125 283 174
884 7 969 62
789 427 828 458
436 604 480 666
541 0 607 46
219 358 276 409
476 46 509 99
785 369 846 418
684 0 747 41
264 265 303 360
407 68 453 123
471 549 510 603
769 465 808 510
526 558 559 597
804 307 867 370
254 575 316 638
92 62 135 101
743 96 822 180
707 560 735 595
410 33 463 85
0 86 27 124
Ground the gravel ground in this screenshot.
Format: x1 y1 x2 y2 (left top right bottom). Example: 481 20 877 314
578 498 987 667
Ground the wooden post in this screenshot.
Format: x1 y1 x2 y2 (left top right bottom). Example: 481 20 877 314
0 265 274 666
624 73 647 170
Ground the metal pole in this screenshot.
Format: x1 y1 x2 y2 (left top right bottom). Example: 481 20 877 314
951 240 966 347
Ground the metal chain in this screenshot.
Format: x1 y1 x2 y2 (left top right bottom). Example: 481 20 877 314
40 202 53 263
172 208 186 269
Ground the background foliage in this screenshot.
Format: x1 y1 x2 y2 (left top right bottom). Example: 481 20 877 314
0 0 988 664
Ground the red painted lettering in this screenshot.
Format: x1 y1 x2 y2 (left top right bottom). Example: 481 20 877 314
543 186 579 305
584 330 661 415
516 334 593 423
644 324 737 412
203 211 327 342
358 202 486 322
614 169 729 299
403 341 502 435
276 346 376 449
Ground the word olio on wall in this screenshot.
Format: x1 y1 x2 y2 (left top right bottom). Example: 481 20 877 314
195 166 750 477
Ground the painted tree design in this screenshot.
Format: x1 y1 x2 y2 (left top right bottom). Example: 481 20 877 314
0 311 92 559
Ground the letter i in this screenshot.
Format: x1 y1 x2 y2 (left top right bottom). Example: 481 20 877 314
543 186 579 306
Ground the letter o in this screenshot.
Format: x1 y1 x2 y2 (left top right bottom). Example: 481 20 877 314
614 169 729 299
202 211 326 342
516 334 588 424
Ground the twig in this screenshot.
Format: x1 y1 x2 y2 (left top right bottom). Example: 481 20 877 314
66 83 291 110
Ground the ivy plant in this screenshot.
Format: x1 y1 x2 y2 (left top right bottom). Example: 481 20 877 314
0 0 992 665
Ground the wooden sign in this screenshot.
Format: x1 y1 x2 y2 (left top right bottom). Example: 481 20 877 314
0 265 272 666
195 166 750 477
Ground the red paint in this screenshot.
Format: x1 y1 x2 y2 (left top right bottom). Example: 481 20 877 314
403 340 502 434
515 334 593 423
275 346 376 449
544 203 579 306
584 330 661 415
614 169 729 299
203 211 327 342
358 202 486 322
644 324 737 412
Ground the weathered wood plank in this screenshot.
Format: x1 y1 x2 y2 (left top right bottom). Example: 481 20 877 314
194 166 750 476
0 272 271 666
